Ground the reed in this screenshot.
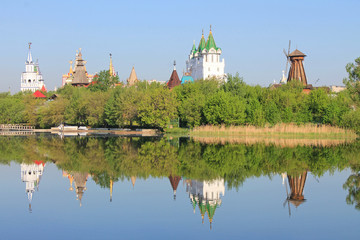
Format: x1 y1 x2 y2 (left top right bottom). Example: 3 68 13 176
191 123 357 138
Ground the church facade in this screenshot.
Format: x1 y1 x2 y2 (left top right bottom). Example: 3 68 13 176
186 27 225 81
21 43 45 92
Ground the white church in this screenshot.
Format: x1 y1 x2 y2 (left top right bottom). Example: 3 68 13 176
186 27 226 81
21 43 45 92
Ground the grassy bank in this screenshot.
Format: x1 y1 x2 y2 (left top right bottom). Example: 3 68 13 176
190 124 358 139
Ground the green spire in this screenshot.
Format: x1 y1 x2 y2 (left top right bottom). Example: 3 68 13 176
198 30 206 52
192 40 196 52
205 26 218 51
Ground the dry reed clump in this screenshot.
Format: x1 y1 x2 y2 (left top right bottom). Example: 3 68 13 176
192 136 354 148
191 123 357 137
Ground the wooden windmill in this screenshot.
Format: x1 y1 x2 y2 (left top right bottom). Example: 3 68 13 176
284 41 308 86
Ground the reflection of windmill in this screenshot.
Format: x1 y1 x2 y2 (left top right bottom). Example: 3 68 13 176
281 40 291 84
283 171 308 216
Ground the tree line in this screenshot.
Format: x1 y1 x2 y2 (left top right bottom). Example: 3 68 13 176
1 57 360 131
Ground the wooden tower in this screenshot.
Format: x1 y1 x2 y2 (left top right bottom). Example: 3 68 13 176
287 49 307 85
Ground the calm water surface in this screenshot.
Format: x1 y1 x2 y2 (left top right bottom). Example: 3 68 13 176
0 134 359 239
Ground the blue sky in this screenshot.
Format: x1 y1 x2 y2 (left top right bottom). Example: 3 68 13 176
1 0 359 92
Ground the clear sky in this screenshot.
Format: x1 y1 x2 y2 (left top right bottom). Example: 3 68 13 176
1 0 359 92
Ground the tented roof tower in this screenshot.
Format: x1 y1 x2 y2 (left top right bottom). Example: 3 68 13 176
167 61 181 90
127 67 139 86
72 49 90 86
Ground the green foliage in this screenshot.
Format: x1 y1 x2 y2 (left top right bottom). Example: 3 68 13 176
89 70 119 92
137 86 178 129
342 109 360 133
344 57 360 106
203 90 246 125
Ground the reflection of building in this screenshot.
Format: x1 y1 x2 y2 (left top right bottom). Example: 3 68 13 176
169 175 181 200
185 178 225 229
21 43 45 92
131 176 136 188
282 171 308 216
21 161 46 212
63 171 89 207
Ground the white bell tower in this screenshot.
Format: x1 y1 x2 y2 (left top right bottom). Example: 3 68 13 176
21 43 45 92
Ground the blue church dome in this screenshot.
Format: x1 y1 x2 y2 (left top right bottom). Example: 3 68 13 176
181 75 194 84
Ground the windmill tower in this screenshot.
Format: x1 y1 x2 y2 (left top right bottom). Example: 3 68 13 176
284 42 308 86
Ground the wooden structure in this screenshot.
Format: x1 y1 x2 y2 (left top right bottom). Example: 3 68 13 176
0 124 34 131
72 50 90 86
287 49 307 85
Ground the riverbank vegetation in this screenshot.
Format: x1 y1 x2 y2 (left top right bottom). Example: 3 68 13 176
0 58 360 133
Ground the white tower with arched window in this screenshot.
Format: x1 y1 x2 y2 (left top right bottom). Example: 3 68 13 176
186 27 226 81
21 43 45 92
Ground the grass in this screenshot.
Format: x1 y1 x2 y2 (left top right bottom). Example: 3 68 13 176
190 123 358 139
164 127 190 136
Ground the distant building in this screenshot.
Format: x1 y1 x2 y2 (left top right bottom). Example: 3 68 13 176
147 79 165 85
186 27 225 81
21 43 45 92
167 61 181 90
62 49 94 87
127 66 139 86
330 85 346 93
181 72 194 84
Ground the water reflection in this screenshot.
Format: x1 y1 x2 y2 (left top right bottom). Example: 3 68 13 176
282 171 308 216
3 135 360 219
343 167 360 210
186 178 225 229
21 161 45 213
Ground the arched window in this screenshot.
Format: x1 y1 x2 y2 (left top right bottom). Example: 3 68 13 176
28 79 31 83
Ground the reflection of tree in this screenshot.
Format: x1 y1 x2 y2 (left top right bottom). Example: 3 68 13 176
2 136 360 192
343 169 360 210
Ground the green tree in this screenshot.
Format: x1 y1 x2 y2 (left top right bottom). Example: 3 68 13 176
138 87 178 129
344 57 360 106
89 70 119 92
203 90 246 125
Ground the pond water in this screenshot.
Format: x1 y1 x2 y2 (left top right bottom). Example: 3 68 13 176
0 134 359 239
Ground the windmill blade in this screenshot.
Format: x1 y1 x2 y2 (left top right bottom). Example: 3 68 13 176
283 49 288 57
287 40 291 56
285 59 289 75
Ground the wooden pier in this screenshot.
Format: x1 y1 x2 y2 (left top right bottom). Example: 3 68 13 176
0 124 34 131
